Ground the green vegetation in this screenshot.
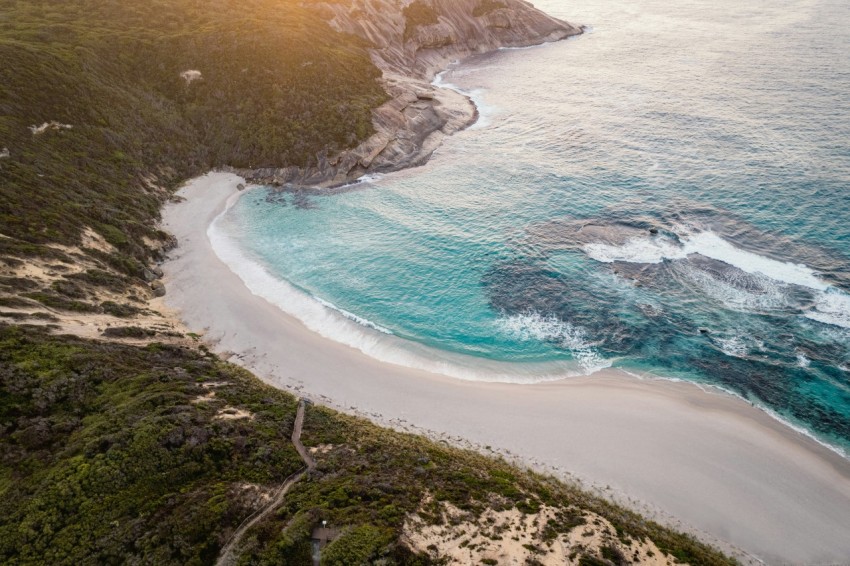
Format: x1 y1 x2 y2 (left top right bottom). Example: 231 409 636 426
0 2 740 564
0 325 302 564
321 525 395 565
403 0 441 41
473 0 509 18
0 326 737 564
0 0 385 267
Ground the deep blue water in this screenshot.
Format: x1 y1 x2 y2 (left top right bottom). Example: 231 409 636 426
217 0 850 453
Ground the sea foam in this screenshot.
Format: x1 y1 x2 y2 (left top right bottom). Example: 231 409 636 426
583 235 687 264
713 335 750 358
584 229 850 328
496 311 611 374
584 230 828 290
804 290 850 329
433 70 495 130
681 231 828 291
208 194 602 384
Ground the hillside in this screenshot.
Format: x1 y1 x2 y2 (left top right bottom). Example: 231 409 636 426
0 325 736 565
1 1 737 564
0 0 385 263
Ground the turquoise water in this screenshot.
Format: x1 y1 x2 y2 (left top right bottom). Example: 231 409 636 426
219 0 850 452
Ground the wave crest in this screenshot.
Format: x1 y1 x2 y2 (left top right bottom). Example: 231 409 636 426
496 311 611 374
805 290 850 329
209 199 608 383
582 228 850 328
583 235 687 264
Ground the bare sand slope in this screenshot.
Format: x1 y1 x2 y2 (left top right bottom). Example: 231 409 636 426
161 173 850 565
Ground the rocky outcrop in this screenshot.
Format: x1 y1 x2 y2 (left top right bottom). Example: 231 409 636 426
241 76 477 188
240 0 581 189
151 280 166 297
180 69 202 84
332 0 580 78
28 121 73 135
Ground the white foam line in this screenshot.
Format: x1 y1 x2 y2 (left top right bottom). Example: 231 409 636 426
207 192 599 385
313 296 393 335
496 311 612 375
584 230 829 290
216 189 848 460
621 368 848 460
323 172 383 191
759 406 848 460
432 70 494 129
682 231 828 291
584 235 686 264
584 229 850 328
804 289 850 329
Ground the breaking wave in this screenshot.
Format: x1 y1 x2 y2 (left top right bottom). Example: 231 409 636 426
583 228 850 327
496 311 611 374
209 194 607 384
805 290 850 329
584 230 828 290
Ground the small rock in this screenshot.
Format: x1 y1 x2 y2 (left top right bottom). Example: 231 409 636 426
29 121 72 135
162 235 178 252
180 69 202 84
141 267 157 282
237 183 245 191
0 147 9 159
699 328 710 334
152 266 164 278
151 280 166 297
649 228 659 235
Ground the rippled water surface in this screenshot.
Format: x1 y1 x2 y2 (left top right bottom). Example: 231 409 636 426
220 0 850 452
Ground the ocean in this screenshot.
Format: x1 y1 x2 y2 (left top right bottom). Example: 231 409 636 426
213 0 850 454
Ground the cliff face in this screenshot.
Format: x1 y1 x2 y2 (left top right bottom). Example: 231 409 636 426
318 0 581 79
242 0 581 188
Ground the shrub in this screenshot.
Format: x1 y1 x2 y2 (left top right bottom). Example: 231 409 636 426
403 0 440 40
320 525 393 565
473 0 507 17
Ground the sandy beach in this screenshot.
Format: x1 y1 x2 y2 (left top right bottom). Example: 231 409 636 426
160 172 850 565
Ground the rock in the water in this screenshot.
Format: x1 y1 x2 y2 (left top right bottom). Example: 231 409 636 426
151 280 166 297
237 183 246 191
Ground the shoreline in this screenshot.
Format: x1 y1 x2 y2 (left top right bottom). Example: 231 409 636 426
212 171 849 464
161 171 850 565
232 5 582 190
209 188 611 383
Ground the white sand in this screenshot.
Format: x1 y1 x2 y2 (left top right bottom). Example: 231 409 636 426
162 172 850 565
